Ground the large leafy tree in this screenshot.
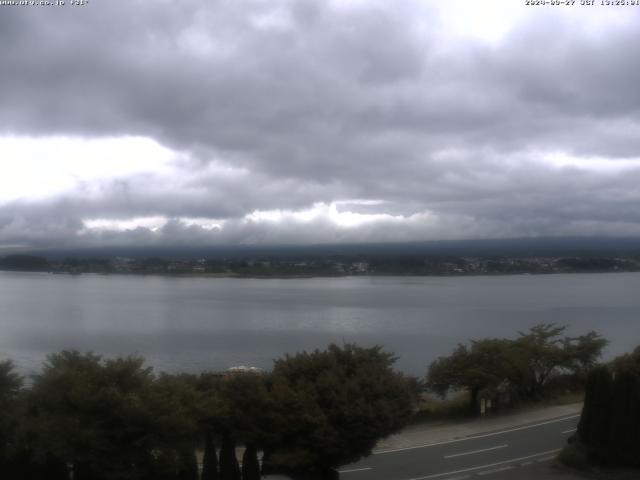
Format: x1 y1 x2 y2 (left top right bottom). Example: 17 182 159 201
265 344 415 478
28 351 204 480
427 324 607 411
216 372 271 444
514 324 607 397
427 339 519 413
29 351 159 479
611 345 640 377
147 373 203 480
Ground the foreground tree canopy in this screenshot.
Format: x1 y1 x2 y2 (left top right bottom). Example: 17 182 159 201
0 344 416 480
426 324 607 413
265 344 415 476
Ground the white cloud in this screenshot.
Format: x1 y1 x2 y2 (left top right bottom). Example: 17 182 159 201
0 136 177 203
1 1 640 248
244 202 403 228
541 152 640 173
83 216 169 232
435 0 527 44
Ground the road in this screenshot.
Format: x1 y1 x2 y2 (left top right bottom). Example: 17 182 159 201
339 414 580 480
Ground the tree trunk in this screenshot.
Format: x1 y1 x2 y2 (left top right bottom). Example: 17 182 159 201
470 386 480 415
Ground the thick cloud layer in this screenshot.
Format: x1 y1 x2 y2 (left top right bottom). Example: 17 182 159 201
1 0 640 248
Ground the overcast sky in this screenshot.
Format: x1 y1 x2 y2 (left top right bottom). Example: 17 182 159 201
1 0 640 249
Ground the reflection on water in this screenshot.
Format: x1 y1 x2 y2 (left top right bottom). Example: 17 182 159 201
1 271 639 375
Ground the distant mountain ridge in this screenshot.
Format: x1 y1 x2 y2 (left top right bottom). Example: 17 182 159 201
7 236 640 260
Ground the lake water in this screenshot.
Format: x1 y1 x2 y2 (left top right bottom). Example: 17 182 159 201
1 271 639 376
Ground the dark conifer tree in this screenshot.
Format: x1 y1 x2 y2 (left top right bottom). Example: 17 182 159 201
73 461 95 480
241 444 260 480
154 450 179 480
578 365 611 453
43 455 70 480
176 449 199 480
201 432 219 480
609 371 640 466
577 348 640 468
219 434 241 480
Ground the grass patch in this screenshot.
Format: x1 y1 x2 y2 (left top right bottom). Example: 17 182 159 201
549 391 584 405
411 391 471 423
410 387 584 425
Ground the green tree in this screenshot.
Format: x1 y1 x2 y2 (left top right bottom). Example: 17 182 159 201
514 324 570 397
148 373 201 451
612 345 640 377
217 372 271 446
427 339 519 413
428 325 608 412
515 324 607 397
29 351 196 480
265 344 415 478
565 331 609 379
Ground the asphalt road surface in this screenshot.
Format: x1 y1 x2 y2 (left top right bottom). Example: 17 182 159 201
339 414 580 480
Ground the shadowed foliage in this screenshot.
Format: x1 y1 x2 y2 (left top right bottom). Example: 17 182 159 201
427 324 607 414
577 346 640 468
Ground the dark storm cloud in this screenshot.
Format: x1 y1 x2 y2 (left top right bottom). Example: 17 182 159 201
1 0 640 247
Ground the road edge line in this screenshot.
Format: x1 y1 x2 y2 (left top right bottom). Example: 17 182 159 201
374 414 579 455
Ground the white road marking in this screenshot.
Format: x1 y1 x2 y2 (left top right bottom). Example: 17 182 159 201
536 455 557 463
374 415 579 455
562 428 577 434
477 465 514 476
339 467 373 474
404 448 562 480
443 444 508 459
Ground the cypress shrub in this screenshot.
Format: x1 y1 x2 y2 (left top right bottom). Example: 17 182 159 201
219 434 240 480
201 432 219 480
176 449 199 480
577 359 640 468
153 450 179 480
609 371 640 467
241 444 260 480
578 365 611 457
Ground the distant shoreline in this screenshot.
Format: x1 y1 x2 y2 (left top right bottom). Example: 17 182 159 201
2 268 639 280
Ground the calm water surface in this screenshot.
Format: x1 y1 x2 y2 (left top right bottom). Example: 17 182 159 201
1 271 639 376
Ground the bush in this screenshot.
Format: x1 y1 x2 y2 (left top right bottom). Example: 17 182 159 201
559 443 589 471
576 346 640 469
